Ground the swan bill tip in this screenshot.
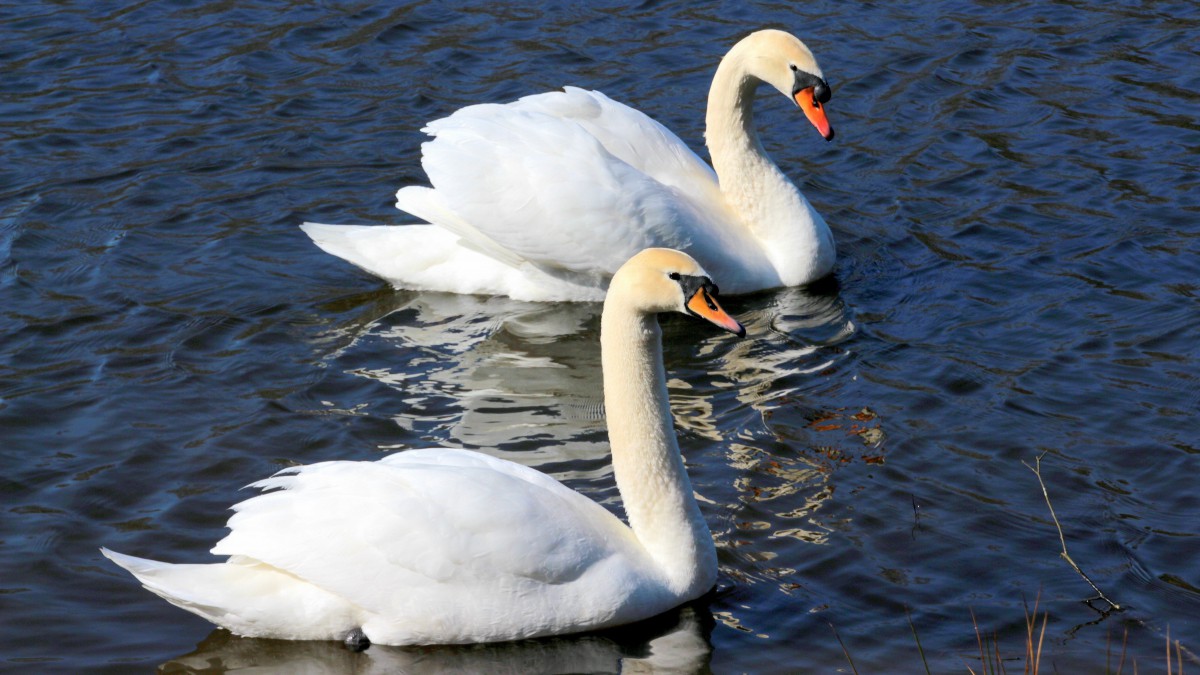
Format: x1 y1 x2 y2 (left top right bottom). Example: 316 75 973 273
794 87 834 142
685 285 745 337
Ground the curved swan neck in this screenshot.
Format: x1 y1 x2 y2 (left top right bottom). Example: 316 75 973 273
600 304 716 595
704 36 836 287
705 46 763 168
705 39 775 192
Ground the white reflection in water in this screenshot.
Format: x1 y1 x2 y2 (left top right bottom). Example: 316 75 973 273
319 283 857 459
158 605 713 674
318 290 609 470
317 279 868 482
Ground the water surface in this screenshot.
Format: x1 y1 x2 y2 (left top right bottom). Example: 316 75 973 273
2 0 1198 672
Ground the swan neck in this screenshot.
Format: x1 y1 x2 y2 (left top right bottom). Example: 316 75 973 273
705 52 765 176
704 43 836 287
600 305 716 596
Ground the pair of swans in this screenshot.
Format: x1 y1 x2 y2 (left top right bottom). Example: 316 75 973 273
301 29 836 301
104 248 743 645
104 29 834 646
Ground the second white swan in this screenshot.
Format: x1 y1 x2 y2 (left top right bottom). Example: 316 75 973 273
302 29 836 301
102 248 744 646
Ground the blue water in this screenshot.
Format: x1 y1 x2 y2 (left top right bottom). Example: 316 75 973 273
2 1 1198 672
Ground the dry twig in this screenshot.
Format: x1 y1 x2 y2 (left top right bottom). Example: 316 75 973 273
1023 452 1121 611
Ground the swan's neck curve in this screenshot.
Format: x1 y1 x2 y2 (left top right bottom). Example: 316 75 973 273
600 305 717 597
704 45 835 286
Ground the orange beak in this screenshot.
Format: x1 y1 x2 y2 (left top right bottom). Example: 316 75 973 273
795 87 834 141
686 286 745 337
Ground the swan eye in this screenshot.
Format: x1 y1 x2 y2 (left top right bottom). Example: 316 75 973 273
789 63 798 72
668 272 681 281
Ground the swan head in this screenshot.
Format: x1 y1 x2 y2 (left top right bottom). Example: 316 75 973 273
610 248 745 337
737 29 834 141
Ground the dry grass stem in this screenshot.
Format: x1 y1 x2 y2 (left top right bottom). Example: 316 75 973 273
1034 612 1047 673
827 621 859 675
905 606 932 675
1121 627 1130 674
1018 594 1048 675
972 608 986 674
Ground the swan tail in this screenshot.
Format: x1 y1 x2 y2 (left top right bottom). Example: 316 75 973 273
394 186 528 269
300 222 467 286
300 222 603 301
100 547 358 640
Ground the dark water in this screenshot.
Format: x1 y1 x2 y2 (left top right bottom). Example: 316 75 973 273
2 1 1198 672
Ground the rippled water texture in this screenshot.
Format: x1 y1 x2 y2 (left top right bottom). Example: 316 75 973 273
2 1 1198 672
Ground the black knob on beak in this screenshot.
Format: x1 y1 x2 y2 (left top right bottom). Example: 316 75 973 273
814 80 831 104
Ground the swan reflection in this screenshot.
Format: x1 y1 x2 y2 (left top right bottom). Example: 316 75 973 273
314 288 610 471
158 605 713 674
313 281 858 467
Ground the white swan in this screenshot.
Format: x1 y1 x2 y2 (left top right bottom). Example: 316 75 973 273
102 248 745 646
302 29 835 302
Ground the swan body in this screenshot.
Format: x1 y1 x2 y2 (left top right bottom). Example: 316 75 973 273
103 248 745 646
302 29 836 302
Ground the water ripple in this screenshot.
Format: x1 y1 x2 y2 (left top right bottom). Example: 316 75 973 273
1 0 1198 671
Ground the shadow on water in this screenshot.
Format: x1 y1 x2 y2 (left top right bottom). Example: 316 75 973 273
159 604 715 674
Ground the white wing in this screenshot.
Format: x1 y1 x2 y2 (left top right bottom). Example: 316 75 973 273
209 449 669 644
398 87 759 289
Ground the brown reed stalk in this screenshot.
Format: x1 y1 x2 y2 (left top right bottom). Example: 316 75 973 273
905 606 932 675
827 621 859 675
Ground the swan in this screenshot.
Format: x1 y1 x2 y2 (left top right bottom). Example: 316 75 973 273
301 29 835 302
102 248 745 646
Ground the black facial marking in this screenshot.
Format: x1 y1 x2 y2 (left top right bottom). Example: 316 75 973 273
814 79 831 103
792 71 832 103
675 273 720 316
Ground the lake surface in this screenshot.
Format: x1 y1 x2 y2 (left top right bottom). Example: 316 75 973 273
2 0 1198 672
